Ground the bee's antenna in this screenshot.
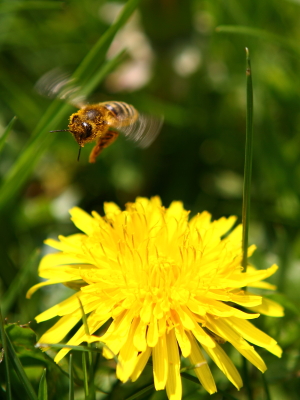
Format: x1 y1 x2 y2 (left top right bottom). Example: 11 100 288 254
77 146 82 162
49 129 70 133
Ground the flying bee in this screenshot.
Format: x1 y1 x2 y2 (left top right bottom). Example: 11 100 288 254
51 101 163 163
36 69 163 163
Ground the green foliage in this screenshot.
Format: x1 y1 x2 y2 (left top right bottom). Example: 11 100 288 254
1 0 300 399
38 369 48 400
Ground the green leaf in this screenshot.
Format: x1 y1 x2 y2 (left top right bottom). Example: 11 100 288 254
0 116 16 154
5 323 52 367
38 369 48 400
5 327 38 400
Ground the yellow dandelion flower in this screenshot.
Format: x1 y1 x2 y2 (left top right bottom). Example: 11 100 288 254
27 197 284 400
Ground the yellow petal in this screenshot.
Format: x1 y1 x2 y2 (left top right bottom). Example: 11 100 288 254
227 317 278 350
69 207 99 236
187 332 217 394
103 202 121 219
206 316 267 372
36 294 99 322
166 329 182 400
174 325 191 357
147 315 159 347
54 313 109 363
38 313 82 344
44 234 85 252
130 347 152 382
246 296 284 317
133 318 147 352
26 279 64 298
117 319 139 382
153 334 168 390
202 342 243 390
38 253 92 275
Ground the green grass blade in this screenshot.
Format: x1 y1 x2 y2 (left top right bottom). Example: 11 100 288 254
82 352 89 398
241 48 254 400
0 308 12 400
37 343 104 353
5 331 38 400
0 116 16 154
78 297 93 365
181 372 239 400
69 354 74 400
125 384 154 400
2 249 40 315
78 297 95 399
82 49 127 98
73 0 142 83
242 48 254 273
38 369 48 400
262 372 271 400
216 25 300 56
242 357 253 400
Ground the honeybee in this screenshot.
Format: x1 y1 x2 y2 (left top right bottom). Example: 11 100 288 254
36 69 163 163
51 101 163 163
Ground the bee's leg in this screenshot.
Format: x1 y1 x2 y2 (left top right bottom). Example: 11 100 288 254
89 130 119 163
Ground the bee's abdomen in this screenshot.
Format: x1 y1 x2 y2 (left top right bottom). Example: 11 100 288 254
103 101 138 125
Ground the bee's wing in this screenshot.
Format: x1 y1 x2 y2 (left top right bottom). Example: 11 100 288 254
117 113 163 148
35 68 86 108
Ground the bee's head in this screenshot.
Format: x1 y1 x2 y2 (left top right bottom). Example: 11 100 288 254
67 114 94 146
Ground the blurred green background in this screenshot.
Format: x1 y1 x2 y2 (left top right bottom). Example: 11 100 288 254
0 0 300 399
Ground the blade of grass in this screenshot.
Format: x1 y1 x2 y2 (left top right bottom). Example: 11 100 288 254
37 343 104 353
82 352 89 398
242 357 253 400
242 48 253 274
0 116 16 154
37 342 119 365
181 373 239 400
262 372 271 400
78 297 92 365
242 48 254 400
0 308 12 400
5 330 38 400
73 0 141 84
69 354 74 400
78 297 90 398
0 0 142 211
216 25 300 56
124 384 154 400
78 298 95 400
38 369 48 400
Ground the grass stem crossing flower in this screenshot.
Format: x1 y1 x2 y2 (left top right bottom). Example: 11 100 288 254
27 197 284 399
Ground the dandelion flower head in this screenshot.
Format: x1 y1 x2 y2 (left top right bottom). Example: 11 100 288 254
27 197 284 400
